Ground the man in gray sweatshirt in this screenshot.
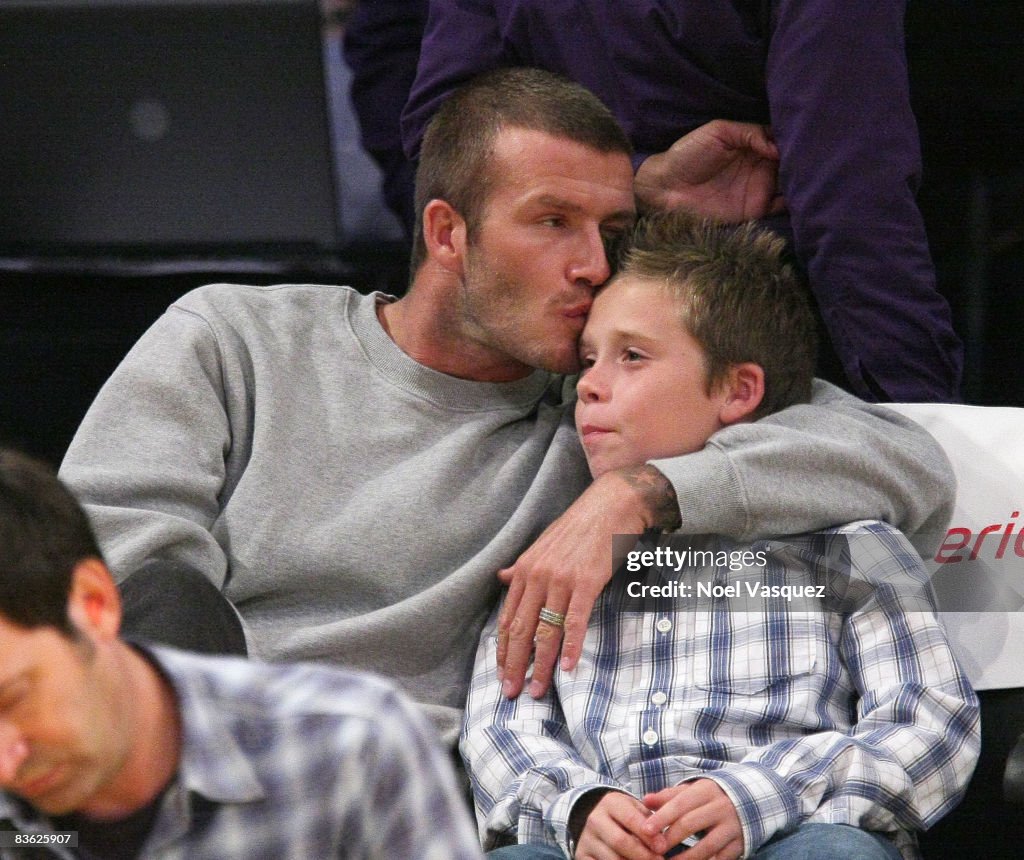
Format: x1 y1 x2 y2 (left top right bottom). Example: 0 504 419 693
59 69 954 748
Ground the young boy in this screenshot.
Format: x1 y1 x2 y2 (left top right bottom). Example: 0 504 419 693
461 213 979 860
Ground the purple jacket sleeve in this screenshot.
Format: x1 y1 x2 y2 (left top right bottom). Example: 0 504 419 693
401 0 507 161
766 0 962 401
342 0 429 233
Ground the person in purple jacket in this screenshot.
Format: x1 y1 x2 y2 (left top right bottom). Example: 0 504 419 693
342 0 429 238
343 0 780 249
398 0 962 404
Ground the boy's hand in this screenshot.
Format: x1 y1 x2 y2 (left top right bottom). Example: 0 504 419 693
575 792 667 860
495 465 680 698
641 780 744 860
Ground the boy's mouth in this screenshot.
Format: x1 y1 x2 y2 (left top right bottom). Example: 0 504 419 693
578 423 613 445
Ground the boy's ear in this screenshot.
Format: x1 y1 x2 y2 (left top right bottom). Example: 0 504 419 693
421 198 468 275
718 362 765 425
66 558 122 640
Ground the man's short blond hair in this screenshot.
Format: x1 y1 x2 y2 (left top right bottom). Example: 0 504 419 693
411 67 632 277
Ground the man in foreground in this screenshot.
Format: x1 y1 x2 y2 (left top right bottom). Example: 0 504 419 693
0 450 482 859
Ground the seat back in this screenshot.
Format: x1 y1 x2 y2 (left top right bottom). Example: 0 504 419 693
885 403 1024 690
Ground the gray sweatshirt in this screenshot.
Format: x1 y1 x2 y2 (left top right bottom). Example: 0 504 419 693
60 284 954 744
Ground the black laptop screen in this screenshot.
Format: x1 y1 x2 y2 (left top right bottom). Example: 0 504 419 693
0 0 341 254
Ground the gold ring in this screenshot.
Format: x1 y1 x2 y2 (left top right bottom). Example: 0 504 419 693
538 607 566 628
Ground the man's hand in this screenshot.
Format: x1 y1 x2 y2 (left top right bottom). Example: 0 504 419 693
634 120 785 223
641 780 744 860
575 792 667 860
496 465 680 699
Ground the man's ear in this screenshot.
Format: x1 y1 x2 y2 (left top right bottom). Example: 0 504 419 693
718 362 765 425
66 558 122 640
421 198 467 275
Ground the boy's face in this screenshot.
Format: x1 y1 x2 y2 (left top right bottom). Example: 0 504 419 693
575 276 730 478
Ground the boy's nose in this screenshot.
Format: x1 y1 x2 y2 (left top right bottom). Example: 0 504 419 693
577 368 608 402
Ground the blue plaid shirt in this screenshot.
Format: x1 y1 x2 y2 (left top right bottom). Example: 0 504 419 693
0 647 483 859
462 521 979 859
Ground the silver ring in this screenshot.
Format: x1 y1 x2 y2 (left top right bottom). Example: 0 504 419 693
538 607 566 628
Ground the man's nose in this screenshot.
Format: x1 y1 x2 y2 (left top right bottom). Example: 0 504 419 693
0 726 29 785
569 225 611 288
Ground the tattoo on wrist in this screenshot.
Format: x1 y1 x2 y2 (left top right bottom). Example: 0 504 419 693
623 465 681 532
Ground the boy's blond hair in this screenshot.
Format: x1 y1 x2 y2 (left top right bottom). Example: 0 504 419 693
616 211 817 419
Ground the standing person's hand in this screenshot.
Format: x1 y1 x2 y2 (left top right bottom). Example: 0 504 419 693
634 120 785 222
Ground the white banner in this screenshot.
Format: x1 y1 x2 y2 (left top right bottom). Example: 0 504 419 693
886 402 1024 690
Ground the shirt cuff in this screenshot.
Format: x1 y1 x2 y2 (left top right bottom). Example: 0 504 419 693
648 444 746 537
697 763 800 857
548 782 627 856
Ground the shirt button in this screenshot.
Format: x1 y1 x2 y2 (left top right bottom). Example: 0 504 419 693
656 618 672 633
651 691 668 706
643 729 660 746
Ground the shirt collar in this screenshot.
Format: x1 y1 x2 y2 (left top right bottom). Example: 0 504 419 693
143 646 264 805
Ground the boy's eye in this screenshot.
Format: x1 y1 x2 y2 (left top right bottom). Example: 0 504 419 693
624 349 644 362
579 355 596 371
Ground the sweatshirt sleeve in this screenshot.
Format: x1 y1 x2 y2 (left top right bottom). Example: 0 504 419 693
766 0 961 400
648 381 956 559
59 298 236 587
401 0 506 160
